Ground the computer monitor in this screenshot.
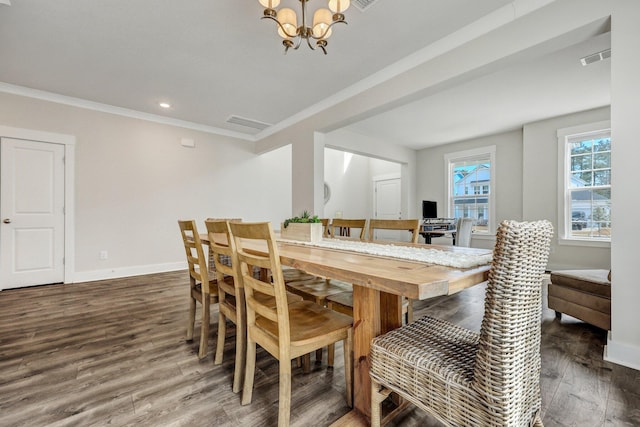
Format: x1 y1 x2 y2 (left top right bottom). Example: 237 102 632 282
422 200 437 219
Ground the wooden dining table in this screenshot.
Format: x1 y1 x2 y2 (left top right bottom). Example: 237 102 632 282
202 233 491 424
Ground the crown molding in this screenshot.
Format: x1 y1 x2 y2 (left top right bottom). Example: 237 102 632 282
0 82 255 142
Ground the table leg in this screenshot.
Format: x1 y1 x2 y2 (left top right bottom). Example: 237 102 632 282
352 285 403 419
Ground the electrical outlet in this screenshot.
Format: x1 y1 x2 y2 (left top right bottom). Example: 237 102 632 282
99 250 108 260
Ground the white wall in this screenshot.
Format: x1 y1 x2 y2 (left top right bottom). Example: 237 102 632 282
523 107 611 270
606 0 640 370
323 148 370 219
325 128 417 220
323 147 402 220
416 129 523 249
0 92 292 281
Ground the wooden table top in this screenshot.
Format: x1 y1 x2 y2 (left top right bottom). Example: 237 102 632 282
202 234 491 300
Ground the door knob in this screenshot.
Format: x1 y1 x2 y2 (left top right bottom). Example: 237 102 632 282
3 218 11 224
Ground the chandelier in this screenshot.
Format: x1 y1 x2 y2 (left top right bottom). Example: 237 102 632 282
258 0 351 54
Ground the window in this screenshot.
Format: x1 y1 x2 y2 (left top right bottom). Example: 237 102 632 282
558 121 611 245
445 146 495 235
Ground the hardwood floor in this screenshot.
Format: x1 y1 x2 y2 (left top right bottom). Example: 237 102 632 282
0 271 638 426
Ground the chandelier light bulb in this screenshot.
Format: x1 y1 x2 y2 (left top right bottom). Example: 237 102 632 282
276 7 297 39
328 0 350 13
312 8 333 39
258 0 280 8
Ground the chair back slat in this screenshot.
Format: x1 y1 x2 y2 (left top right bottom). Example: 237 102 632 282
471 219 553 424
205 219 238 299
330 218 367 239
178 219 209 289
368 219 421 243
229 222 290 340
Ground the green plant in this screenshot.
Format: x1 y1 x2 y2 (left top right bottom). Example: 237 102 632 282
283 210 321 228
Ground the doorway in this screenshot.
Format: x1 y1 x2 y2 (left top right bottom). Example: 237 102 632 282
0 127 75 289
373 174 404 241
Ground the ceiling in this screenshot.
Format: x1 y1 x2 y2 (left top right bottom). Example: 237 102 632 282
0 0 610 150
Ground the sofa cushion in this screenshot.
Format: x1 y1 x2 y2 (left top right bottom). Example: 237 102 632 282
550 269 611 298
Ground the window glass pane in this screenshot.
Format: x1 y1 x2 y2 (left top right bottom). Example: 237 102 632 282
593 170 611 186
594 152 610 169
450 158 491 232
570 154 592 172
593 137 611 152
570 140 592 155
569 188 611 239
570 171 592 187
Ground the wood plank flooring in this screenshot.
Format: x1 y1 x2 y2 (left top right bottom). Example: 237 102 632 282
0 271 638 426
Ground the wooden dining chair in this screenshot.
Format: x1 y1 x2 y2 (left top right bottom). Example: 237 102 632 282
320 218 331 237
205 219 245 392
206 219 304 393
369 220 553 427
367 218 421 243
230 222 353 427
205 217 241 274
329 218 367 239
178 219 219 359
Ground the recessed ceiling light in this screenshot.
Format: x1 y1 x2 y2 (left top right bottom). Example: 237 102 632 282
159 102 171 109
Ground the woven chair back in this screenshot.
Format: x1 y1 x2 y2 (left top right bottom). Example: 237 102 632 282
472 219 553 425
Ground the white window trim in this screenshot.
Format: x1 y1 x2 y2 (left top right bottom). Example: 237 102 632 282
444 145 496 237
557 120 611 248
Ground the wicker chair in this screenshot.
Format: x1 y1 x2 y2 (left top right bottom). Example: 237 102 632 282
370 219 553 427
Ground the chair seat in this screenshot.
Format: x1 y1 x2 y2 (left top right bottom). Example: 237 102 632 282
370 315 478 398
326 290 353 308
191 279 219 301
255 300 352 350
282 267 318 283
255 290 304 307
285 277 352 304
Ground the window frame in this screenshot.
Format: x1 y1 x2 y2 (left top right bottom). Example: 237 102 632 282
557 120 611 248
444 146 496 238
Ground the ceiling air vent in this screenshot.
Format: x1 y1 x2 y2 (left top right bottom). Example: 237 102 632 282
580 48 611 66
226 115 271 131
353 0 380 12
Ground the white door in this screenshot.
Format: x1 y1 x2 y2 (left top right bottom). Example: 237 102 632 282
1 138 65 289
374 177 403 241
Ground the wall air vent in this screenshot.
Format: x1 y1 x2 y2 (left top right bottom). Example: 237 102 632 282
353 0 380 11
225 115 271 131
580 48 611 66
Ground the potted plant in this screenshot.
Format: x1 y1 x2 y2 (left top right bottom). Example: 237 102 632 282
281 211 323 242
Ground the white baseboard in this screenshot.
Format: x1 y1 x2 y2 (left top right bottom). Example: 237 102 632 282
72 261 186 283
604 331 640 371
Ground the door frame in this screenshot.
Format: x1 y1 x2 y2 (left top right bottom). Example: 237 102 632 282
0 125 75 286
